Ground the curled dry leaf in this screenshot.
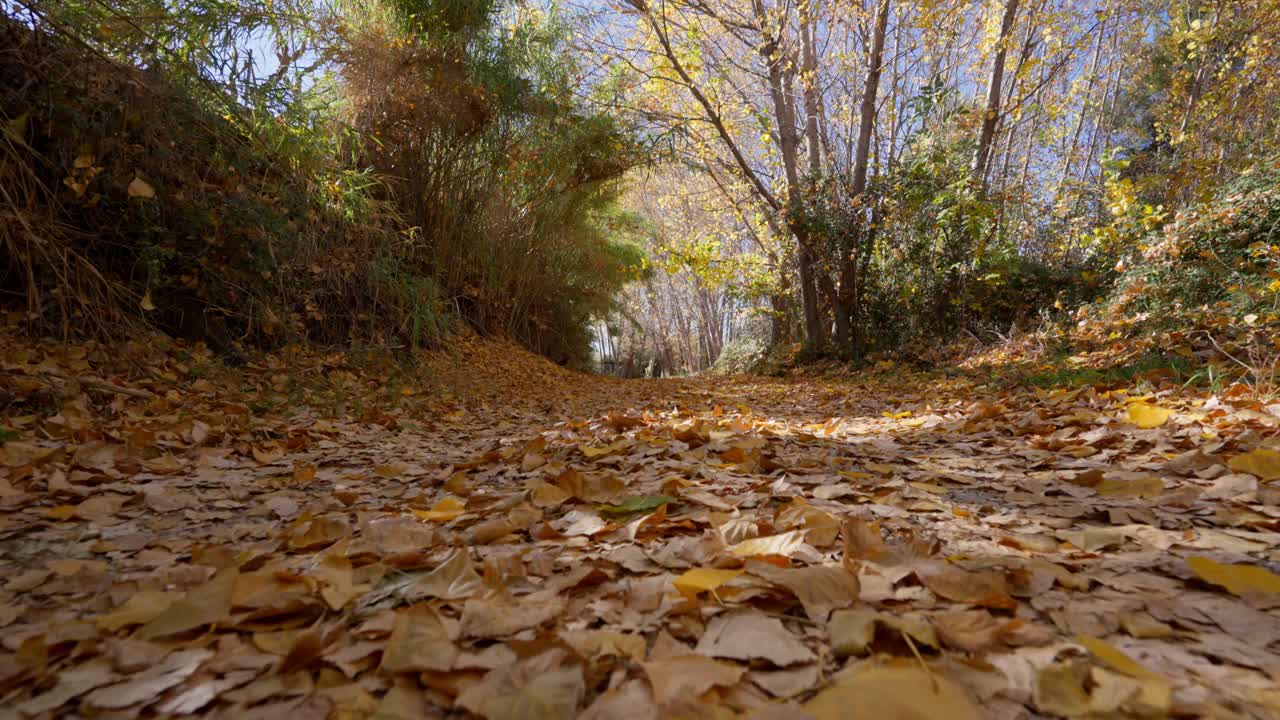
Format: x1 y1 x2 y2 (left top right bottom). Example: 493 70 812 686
914 562 1016 610
829 608 938 657
404 548 485 601
127 175 155 199
728 530 809 558
748 562 860 622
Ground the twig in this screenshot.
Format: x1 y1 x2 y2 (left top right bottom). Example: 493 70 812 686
35 370 155 399
901 629 938 693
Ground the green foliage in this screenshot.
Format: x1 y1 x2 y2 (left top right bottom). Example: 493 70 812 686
2 0 647 363
1108 157 1280 319
1018 350 1194 390
340 1 648 365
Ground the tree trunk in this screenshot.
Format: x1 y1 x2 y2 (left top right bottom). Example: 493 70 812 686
835 0 891 353
754 0 823 352
1054 17 1107 205
972 0 1020 188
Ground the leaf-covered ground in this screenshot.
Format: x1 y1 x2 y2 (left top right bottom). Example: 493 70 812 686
2 331 1280 719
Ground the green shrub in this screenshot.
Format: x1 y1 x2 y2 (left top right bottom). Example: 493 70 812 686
1108 157 1280 319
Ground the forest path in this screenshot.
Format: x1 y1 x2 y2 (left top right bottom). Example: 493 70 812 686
3 346 1280 719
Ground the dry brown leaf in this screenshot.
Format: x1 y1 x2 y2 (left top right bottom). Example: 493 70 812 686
460 590 565 638
16 659 117 716
85 648 212 709
641 654 746 706
579 679 660 720
456 651 585 720
828 608 937 657
804 662 980 720
560 629 647 662
695 610 815 666
136 568 237 639
96 590 179 631
748 562 860 621
728 530 809 558
405 548 485 600
915 562 1016 610
381 604 457 673
932 609 1008 653
370 683 438 720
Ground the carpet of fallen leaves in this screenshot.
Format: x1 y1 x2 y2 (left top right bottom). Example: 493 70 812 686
3 328 1280 720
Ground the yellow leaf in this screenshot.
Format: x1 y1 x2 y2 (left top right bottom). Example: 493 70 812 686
1095 476 1163 498
672 568 742 598
412 496 465 522
127 176 155 199
728 530 806 558
1074 636 1163 682
805 662 980 720
1227 449 1280 481
139 290 157 312
1127 403 1171 429
96 590 178 631
1074 636 1171 712
45 505 77 520
1186 556 1280 595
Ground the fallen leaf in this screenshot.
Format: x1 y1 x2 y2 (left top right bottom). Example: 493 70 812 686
695 610 815 666
1035 661 1091 717
96 590 179 631
17 660 117 715
1095 475 1163 498
560 629 646 662
641 654 746 706
85 648 212 709
413 496 466 522
127 175 155 199
829 609 937 656
598 494 676 517
1127 402 1172 429
579 679 659 720
456 651 585 720
728 530 808 558
1186 555 1280 595
932 609 1007 653
461 590 565 638
804 662 980 720
1074 636 1171 712
749 562 860 621
915 562 1015 609
1227 448 1280 481
136 568 237 639
672 567 743 599
381 604 457 673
